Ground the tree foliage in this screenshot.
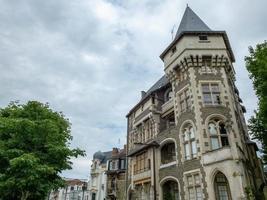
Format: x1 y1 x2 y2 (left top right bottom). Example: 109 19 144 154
0 101 85 200
245 41 267 163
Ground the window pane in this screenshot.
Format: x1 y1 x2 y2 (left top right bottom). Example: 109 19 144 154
187 176 193 185
219 123 227 135
186 97 191 110
202 84 210 92
181 100 186 111
184 129 190 141
188 188 195 200
218 185 229 200
185 144 190 160
191 141 197 157
211 137 220 150
180 93 185 100
211 84 219 92
196 186 203 200
194 175 200 185
185 89 190 97
221 136 229 147
190 127 195 139
203 93 212 104
212 94 221 104
208 123 217 135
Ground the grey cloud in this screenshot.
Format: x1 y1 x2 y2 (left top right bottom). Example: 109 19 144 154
0 0 265 178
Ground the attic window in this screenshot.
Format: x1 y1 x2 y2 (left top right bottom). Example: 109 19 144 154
199 35 208 41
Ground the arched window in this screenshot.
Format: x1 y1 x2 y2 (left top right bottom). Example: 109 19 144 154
214 172 232 200
161 142 176 164
162 180 179 200
208 119 229 150
183 124 197 160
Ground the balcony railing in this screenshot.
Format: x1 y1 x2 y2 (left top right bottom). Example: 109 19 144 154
162 98 174 114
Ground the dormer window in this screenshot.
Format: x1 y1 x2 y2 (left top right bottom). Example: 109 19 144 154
171 46 177 54
199 35 208 41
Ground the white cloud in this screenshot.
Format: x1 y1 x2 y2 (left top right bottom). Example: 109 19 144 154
0 0 265 178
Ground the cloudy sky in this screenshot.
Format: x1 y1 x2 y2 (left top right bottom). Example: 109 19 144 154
0 0 266 179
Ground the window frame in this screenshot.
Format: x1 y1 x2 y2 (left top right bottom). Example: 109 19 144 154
186 173 203 200
183 123 197 160
179 88 192 113
208 118 229 151
201 82 221 106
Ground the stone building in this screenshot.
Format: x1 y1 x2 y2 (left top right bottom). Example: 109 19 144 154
48 178 88 200
88 151 111 200
126 6 266 200
106 146 127 200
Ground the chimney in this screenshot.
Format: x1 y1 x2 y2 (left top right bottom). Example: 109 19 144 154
141 91 146 99
112 148 119 157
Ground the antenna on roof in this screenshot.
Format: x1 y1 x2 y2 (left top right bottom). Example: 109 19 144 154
171 25 176 40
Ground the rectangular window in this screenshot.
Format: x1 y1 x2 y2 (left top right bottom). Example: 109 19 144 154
179 88 191 113
187 173 203 200
189 188 195 200
211 137 220 150
202 83 221 105
196 186 203 200
134 152 149 174
199 35 208 40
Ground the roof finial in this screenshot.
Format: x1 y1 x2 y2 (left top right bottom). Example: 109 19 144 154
186 3 189 7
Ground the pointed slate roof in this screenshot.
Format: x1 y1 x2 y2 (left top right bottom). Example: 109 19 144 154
160 6 235 62
175 6 211 38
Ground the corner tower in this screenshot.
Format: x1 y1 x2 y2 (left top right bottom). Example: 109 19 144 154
158 6 264 200
125 6 265 200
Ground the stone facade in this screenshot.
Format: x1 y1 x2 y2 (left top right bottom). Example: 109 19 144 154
88 151 111 200
106 147 127 200
126 6 266 200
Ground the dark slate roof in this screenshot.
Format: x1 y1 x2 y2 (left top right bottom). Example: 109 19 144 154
127 140 159 157
175 6 211 38
143 75 169 99
126 75 169 117
160 6 235 62
93 151 112 164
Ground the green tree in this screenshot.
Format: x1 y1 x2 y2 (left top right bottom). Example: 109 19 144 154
0 101 85 200
245 41 267 163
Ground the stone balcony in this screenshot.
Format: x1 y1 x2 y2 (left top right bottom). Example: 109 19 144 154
203 146 233 166
161 98 174 116
133 169 151 183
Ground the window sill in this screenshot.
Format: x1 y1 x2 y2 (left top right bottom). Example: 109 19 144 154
198 40 210 43
160 161 177 169
184 157 198 162
202 104 225 108
206 145 230 153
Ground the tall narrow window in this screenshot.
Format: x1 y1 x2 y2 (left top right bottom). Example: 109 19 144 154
187 173 203 200
183 124 197 160
208 119 229 150
161 142 176 164
202 83 221 105
214 172 232 200
201 56 212 73
179 88 191 113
